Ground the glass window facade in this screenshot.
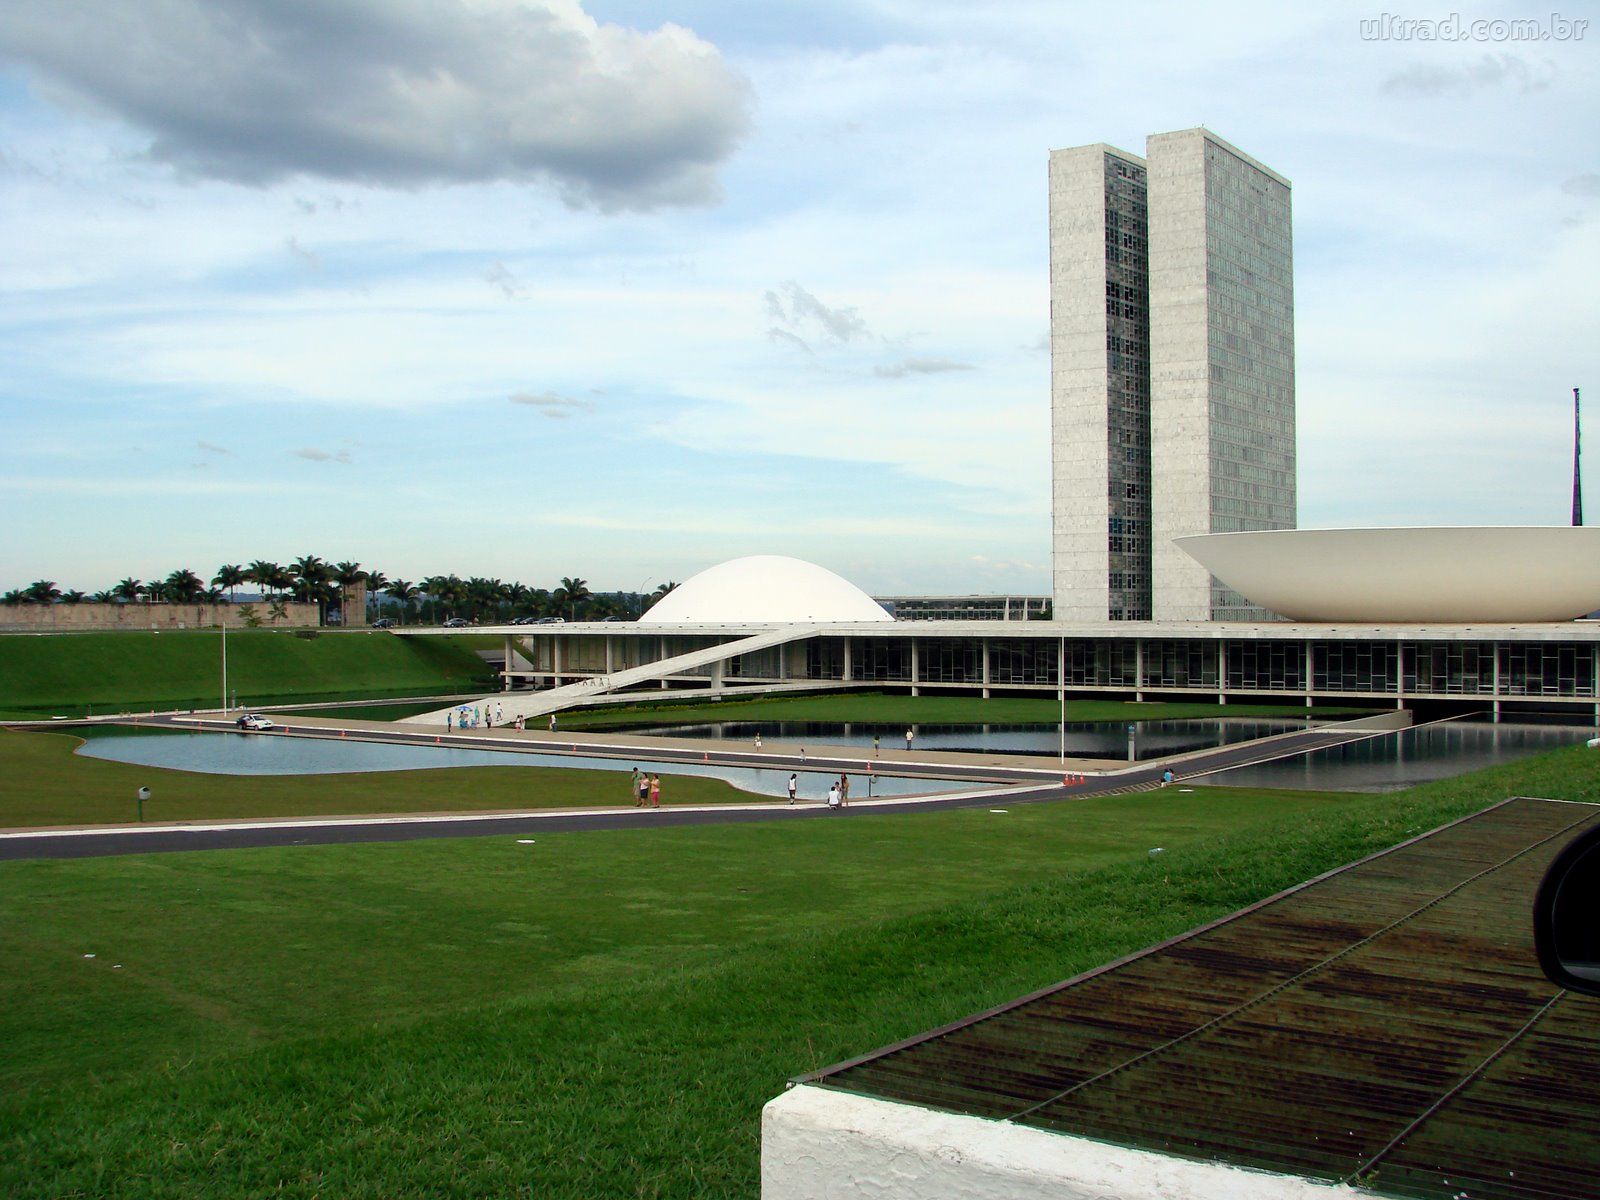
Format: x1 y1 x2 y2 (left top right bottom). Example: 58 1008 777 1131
1226 639 1304 692
1314 641 1397 694
524 633 1599 706
1501 644 1595 697
989 639 1058 685
1402 642 1495 695
1103 154 1153 621
1145 640 1217 689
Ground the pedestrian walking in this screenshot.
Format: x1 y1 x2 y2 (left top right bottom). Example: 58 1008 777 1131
549 714 557 733
496 701 503 724
755 732 763 751
630 767 642 805
787 773 798 805
873 734 880 757
904 727 914 752
649 775 661 808
446 711 453 731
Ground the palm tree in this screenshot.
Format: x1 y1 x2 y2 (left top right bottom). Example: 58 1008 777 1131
420 574 466 622
639 581 677 619
556 576 592 621
289 554 335 621
61 589 87 605
289 554 329 602
332 561 365 626
1 589 25 607
363 569 388 623
385 578 418 625
163 568 205 603
269 564 296 599
213 564 246 600
202 586 226 604
504 581 531 617
247 561 282 599
466 576 506 622
24 580 62 604
91 589 116 603
111 577 142 604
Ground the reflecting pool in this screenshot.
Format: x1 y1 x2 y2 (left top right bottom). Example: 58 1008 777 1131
617 718 1309 760
1194 721 1594 792
74 732 967 800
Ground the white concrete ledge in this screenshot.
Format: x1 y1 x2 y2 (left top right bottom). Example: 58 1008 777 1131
761 1085 1361 1200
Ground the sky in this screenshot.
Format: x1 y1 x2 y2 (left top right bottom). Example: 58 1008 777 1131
1 0 1596 596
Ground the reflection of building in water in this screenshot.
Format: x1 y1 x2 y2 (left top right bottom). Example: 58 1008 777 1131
1195 721 1592 792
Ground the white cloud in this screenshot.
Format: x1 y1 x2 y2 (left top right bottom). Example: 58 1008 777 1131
510 390 591 417
1380 53 1555 97
764 280 869 343
0 0 752 210
874 357 973 379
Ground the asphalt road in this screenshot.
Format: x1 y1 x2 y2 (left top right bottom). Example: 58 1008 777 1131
0 717 1400 861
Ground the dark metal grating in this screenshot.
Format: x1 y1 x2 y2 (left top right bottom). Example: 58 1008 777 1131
804 797 1600 1199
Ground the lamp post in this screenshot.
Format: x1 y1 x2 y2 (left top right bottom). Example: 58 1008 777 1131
221 619 228 713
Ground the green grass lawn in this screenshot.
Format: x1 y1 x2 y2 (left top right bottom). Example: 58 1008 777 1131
560 690 1372 729
0 728 749 827
1 744 1595 1196
0 630 495 718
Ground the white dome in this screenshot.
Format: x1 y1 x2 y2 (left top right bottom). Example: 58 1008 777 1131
1177 527 1600 623
640 556 892 624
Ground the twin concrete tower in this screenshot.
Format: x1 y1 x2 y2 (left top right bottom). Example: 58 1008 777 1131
1050 128 1296 622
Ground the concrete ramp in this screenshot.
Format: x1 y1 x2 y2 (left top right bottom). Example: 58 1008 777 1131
400 626 819 726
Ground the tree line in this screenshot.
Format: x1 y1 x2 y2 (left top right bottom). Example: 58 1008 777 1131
2 558 679 625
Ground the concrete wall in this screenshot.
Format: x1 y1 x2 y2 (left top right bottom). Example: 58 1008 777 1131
1149 128 1295 622
1049 144 1119 621
0 602 321 631
762 1085 1361 1200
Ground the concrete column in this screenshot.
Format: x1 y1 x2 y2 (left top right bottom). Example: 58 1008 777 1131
1491 641 1501 723
605 636 614 674
1134 638 1144 702
712 657 726 690
1395 639 1405 710
910 638 920 698
503 635 514 690
552 636 562 688
843 638 853 683
981 637 991 699
1304 639 1313 708
1218 640 1227 705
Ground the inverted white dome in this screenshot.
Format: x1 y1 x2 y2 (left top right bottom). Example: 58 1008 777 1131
1177 527 1600 623
640 556 892 624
